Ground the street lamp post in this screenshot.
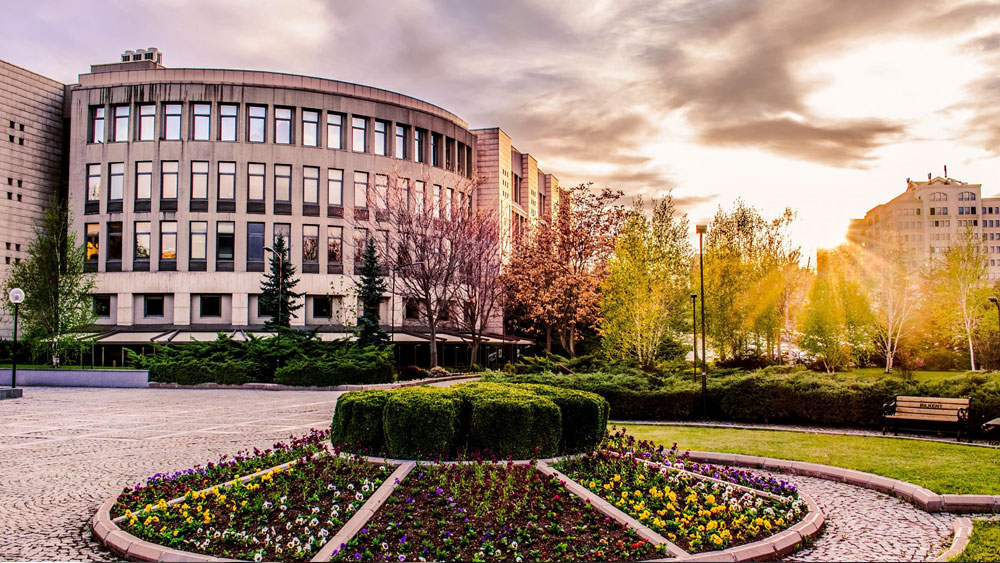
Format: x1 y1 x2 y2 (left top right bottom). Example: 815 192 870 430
696 224 708 419
8 288 24 389
391 261 423 359
691 293 698 381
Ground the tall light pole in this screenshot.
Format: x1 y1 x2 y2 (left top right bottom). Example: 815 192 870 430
696 224 708 419
391 261 423 360
8 288 23 389
691 293 698 381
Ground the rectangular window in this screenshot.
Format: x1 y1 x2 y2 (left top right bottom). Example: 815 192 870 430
136 161 152 200
415 181 425 214
135 221 151 259
108 222 123 261
303 225 319 264
374 120 388 156
160 221 177 260
352 116 367 152
446 138 454 170
395 124 406 159
414 129 425 162
327 169 343 206
302 110 319 146
192 103 211 140
138 104 155 141
85 223 99 263
354 228 368 263
327 226 343 263
375 174 389 211
433 184 441 218
144 295 164 317
218 162 236 200
191 161 209 200
164 103 182 140
314 296 332 319
247 222 265 263
219 104 238 141
248 163 266 201
446 187 454 219
327 113 343 149
431 133 440 167
354 171 369 208
274 223 291 248
91 107 105 143
274 164 292 202
248 105 266 142
113 105 129 142
200 295 222 318
161 161 179 200
303 166 319 204
275 107 292 144
109 163 124 201
93 295 111 318
87 164 101 201
217 222 235 260
190 221 207 260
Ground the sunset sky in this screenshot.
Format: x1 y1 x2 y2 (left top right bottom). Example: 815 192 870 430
6 0 1000 260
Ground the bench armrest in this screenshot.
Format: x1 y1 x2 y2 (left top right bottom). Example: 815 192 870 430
958 407 969 424
882 399 897 416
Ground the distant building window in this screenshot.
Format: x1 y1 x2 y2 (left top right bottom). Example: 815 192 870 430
354 228 368 264
200 295 222 318
138 104 156 141
248 106 267 143
431 133 441 167
85 223 99 263
327 113 343 149
414 181 425 214
374 120 388 156
446 187 454 219
395 125 407 159
302 110 319 147
218 162 236 200
405 298 420 320
248 163 266 201
274 223 291 248
445 138 454 170
328 169 343 206
135 221 151 259
190 221 207 260
113 105 129 142
160 221 177 260
328 226 343 264
86 164 101 201
959 191 977 201
275 164 292 203
414 129 426 163
217 221 235 260
161 161 179 200
375 174 389 212
352 116 367 152
303 166 319 205
191 161 209 200
192 103 211 140
929 192 948 202
90 107 105 143
164 104 182 140
354 171 369 208
109 163 124 201
275 107 292 144
303 225 319 265
135 161 152 200
219 104 238 141
432 184 441 218
144 295 164 318
314 296 332 319
107 222 123 261
93 295 111 318
247 222 265 263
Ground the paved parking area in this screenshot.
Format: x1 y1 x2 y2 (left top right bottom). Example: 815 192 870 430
0 387 340 561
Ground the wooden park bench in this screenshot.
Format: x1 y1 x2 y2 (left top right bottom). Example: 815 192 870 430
882 396 971 441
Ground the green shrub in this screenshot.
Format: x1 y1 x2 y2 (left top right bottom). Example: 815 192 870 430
397 365 429 381
274 346 394 386
331 390 390 453
148 358 259 385
383 388 463 459
517 384 608 453
454 382 561 458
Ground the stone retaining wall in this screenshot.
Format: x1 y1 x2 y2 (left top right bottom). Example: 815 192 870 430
0 369 149 388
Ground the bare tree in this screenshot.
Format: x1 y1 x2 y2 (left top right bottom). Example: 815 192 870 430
453 209 504 366
861 233 919 373
929 227 989 371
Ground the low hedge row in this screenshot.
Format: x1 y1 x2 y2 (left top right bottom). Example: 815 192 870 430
330 382 609 459
148 358 260 385
273 349 394 386
482 370 1000 433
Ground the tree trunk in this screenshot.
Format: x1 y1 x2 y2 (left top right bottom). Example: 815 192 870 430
545 325 552 353
568 328 576 358
968 329 976 371
470 340 479 369
428 317 439 367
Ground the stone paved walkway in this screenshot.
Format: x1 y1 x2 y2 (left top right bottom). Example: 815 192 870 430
0 387 340 562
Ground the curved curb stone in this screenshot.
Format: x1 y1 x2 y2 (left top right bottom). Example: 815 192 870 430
147 374 480 391
933 517 973 562
682 450 1000 514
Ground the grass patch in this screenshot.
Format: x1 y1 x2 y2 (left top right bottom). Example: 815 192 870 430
621 424 1000 495
952 519 1000 562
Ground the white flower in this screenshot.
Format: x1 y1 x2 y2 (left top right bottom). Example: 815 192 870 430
347 483 355 490
252 536 259 544
362 484 370 493
311 506 320 514
310 518 319 527
381 542 389 550
511 541 518 549
280 495 287 503
327 484 336 491
263 501 273 509
319 529 329 537
254 553 263 562
494 549 502 556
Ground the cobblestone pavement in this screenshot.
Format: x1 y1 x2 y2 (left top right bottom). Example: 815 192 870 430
0 387 341 562
778 472 964 562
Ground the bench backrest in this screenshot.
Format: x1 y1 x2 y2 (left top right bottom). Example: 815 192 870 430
894 396 969 421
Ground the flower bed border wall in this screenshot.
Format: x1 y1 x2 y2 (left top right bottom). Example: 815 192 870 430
933 517 973 562
147 374 479 391
92 449 827 563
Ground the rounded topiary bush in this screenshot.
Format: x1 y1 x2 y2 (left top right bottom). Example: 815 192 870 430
517 383 609 453
382 388 463 459
454 382 561 459
330 390 390 453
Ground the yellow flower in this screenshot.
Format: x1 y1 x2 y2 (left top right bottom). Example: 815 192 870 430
589 481 596 489
613 475 621 482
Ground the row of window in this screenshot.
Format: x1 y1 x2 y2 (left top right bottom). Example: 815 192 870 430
83 161 470 219
83 220 404 273
88 102 474 177
927 191 978 202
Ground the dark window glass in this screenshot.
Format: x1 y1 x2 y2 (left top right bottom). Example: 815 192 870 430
200 295 222 317
217 222 235 260
107 222 123 261
144 295 164 317
314 296 331 318
414 129 425 163
247 222 265 262
93 295 111 317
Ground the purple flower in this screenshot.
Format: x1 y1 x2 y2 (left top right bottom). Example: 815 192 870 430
354 553 362 560
400 535 407 544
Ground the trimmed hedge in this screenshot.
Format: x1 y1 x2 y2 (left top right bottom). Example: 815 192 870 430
148 358 259 385
273 349 393 386
331 382 608 458
330 390 390 453
483 370 1000 434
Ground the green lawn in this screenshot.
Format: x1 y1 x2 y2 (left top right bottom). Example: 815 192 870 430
953 520 1000 562
845 367 968 383
621 424 1000 495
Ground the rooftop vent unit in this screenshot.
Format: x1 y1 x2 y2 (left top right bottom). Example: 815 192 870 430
119 47 162 65
121 50 134 62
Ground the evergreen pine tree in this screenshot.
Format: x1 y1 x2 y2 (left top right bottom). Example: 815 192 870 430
355 237 389 347
259 233 302 328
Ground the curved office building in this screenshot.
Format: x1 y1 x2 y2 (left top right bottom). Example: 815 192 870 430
59 49 560 351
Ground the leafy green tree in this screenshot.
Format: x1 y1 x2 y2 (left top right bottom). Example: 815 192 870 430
799 273 850 373
926 228 989 370
600 195 691 369
259 233 302 328
355 237 389 348
2 198 95 366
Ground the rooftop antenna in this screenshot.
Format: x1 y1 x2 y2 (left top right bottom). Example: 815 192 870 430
928 172 932 180
944 164 948 178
